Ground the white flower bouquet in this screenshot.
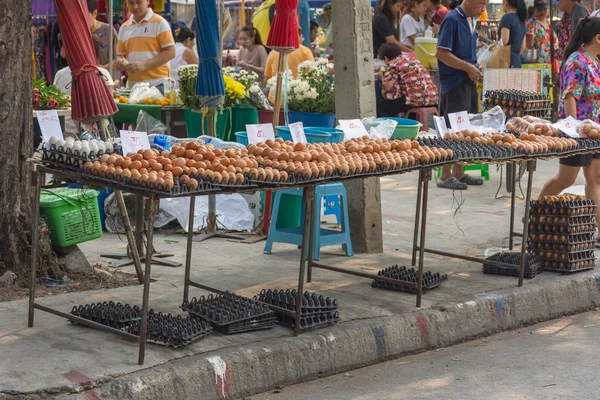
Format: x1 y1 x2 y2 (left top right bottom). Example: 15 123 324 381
287 58 335 114
178 65 201 108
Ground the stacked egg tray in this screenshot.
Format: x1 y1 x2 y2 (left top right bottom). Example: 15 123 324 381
371 265 448 293
482 252 545 278
181 293 277 334
126 311 213 348
418 137 523 162
43 145 102 172
254 289 339 331
528 200 597 273
70 301 142 329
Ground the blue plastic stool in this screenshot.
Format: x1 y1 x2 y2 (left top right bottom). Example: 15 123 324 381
264 183 353 260
323 195 341 224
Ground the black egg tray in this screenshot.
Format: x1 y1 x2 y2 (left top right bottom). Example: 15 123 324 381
543 258 596 274
573 138 600 151
528 232 596 245
482 252 544 279
70 301 142 329
181 293 276 334
528 222 597 235
275 311 340 331
371 265 448 293
532 249 595 263
528 240 595 252
529 215 596 225
529 200 596 216
254 289 339 316
126 311 212 348
42 145 102 171
418 137 523 162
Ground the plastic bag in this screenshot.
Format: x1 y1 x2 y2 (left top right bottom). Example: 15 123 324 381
129 82 164 104
363 117 397 139
248 85 273 111
467 106 506 134
477 45 494 69
505 116 556 136
189 135 246 150
576 120 600 138
136 111 168 135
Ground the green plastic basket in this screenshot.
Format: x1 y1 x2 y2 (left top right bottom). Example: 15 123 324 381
379 117 423 140
39 188 102 248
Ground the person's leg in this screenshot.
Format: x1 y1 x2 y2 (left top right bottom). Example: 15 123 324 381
437 87 466 187
583 158 600 228
538 163 581 198
377 97 408 118
453 82 482 184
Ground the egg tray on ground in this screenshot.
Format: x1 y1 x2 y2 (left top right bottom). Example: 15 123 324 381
181 293 277 334
70 301 142 329
527 220 597 235
528 240 596 253
42 145 103 171
529 200 596 216
371 265 449 293
528 232 596 245
531 249 595 263
542 258 596 274
528 215 597 226
482 252 544 278
125 311 213 348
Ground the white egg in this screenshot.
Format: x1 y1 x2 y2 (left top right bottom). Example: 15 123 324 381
96 142 106 153
55 139 66 150
49 136 59 146
72 142 82 154
104 141 114 153
66 137 75 142
64 141 74 151
80 144 90 155
88 142 98 154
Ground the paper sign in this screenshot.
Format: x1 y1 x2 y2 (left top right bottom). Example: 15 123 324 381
120 130 151 156
246 123 275 144
448 111 471 132
289 122 307 144
37 110 63 148
339 119 368 140
553 116 581 138
433 116 448 138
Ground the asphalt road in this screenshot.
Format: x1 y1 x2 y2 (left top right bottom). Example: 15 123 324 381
250 310 600 400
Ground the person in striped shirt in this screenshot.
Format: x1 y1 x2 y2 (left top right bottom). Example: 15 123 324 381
115 0 175 89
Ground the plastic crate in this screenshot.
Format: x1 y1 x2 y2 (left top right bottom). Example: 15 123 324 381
304 127 344 143
234 131 249 146
39 188 102 247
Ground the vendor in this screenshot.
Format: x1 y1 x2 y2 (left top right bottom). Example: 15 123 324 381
264 28 314 80
237 26 268 78
537 18 600 226
400 0 428 49
373 0 413 56
170 28 199 87
115 0 175 92
376 43 438 117
525 0 559 66
435 0 487 190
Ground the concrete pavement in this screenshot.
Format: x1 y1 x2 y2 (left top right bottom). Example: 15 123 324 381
250 310 600 400
1 159 599 399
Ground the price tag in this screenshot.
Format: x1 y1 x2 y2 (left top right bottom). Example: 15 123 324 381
448 111 471 132
120 130 151 156
433 116 448 138
246 123 275 144
288 122 307 144
553 116 581 138
37 110 63 148
339 119 368 140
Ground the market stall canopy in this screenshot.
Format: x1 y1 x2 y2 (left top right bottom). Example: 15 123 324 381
194 0 225 107
54 0 117 123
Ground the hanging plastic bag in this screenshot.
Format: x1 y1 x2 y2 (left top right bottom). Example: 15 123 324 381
248 85 273 111
136 110 168 135
128 82 164 104
477 45 494 69
363 117 397 139
482 105 507 132
576 120 600 138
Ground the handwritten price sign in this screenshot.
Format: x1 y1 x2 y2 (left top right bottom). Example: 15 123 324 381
552 116 581 138
288 122 307 144
433 116 448 138
37 110 63 147
339 119 368 140
448 111 471 132
120 130 151 156
246 123 275 144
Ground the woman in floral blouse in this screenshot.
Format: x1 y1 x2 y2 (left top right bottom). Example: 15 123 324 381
525 0 558 65
538 17 600 226
376 43 438 117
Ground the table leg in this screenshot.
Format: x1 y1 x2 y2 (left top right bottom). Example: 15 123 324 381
518 161 535 287
135 195 145 256
294 186 315 336
28 168 42 328
183 195 196 304
138 194 157 365
307 190 317 284
412 170 424 266
115 189 144 283
416 169 431 308
509 162 517 250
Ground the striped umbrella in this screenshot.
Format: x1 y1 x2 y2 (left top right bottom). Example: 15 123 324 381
194 0 225 109
54 0 117 123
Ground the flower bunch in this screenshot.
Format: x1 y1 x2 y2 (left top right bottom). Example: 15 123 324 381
222 67 259 90
287 58 335 114
177 65 201 108
32 78 70 109
223 75 247 108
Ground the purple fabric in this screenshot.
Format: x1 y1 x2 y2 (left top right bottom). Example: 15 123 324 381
32 0 56 18
45 25 53 83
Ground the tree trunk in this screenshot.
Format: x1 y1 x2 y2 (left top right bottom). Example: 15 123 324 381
0 2 62 283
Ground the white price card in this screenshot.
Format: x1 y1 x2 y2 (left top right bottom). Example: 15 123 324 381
553 116 581 138
288 122 307 144
433 116 448 138
37 110 63 148
120 130 151 156
246 123 275 144
339 119 368 140
448 111 471 132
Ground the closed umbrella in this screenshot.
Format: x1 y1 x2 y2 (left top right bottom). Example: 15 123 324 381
54 0 117 123
195 0 225 109
263 0 299 235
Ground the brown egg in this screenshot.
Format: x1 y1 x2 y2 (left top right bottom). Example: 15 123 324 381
186 141 200 150
172 157 186 168
129 160 142 170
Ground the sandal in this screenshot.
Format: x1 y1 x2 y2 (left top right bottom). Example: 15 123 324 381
437 177 468 190
459 174 484 186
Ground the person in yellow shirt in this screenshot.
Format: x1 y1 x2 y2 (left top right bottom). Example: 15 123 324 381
252 0 275 45
264 28 315 80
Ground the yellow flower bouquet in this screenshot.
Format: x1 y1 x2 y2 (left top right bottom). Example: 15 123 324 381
223 75 247 108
